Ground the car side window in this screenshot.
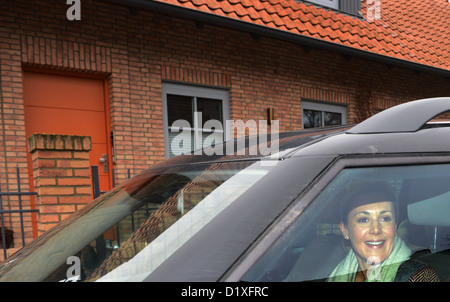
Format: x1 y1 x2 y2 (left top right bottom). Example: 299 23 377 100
240 163 450 282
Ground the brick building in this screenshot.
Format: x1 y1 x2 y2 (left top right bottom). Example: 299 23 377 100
0 0 449 256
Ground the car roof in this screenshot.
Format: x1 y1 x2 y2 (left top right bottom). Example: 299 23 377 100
153 97 450 170
292 97 450 158
148 124 352 169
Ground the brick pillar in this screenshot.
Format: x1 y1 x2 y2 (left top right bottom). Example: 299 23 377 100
28 134 92 235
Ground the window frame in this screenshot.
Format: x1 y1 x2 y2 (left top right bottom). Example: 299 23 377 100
301 0 362 17
162 83 230 158
304 0 339 10
301 100 347 129
222 153 450 281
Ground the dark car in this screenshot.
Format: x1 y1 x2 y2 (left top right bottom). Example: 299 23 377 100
0 97 449 282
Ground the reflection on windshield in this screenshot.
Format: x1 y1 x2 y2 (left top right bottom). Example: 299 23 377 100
97 161 274 281
0 159 276 282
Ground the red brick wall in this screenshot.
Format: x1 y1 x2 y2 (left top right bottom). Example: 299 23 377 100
0 0 449 245
28 134 92 235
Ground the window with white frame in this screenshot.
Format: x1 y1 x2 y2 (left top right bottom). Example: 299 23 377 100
162 83 230 158
302 100 347 129
300 0 362 16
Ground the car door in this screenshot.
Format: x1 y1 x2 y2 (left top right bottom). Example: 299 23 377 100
226 154 450 282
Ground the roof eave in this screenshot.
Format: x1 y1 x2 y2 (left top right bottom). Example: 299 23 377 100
100 0 450 78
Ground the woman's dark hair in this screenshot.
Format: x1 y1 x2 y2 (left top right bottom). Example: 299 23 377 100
339 181 397 225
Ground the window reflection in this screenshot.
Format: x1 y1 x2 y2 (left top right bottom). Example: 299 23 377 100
303 109 342 128
324 111 341 126
303 109 322 128
167 94 194 125
25 160 273 282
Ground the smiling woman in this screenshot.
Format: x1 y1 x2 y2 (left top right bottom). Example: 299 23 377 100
329 181 439 282
330 183 410 281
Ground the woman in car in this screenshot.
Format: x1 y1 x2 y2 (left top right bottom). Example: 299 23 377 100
328 182 439 282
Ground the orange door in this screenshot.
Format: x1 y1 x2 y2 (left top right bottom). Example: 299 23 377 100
23 70 112 206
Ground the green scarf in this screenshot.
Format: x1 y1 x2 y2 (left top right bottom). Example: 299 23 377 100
327 236 411 282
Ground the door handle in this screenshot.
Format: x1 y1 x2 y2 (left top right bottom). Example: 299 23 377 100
99 153 108 173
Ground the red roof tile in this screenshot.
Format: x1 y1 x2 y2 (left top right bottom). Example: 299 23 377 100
158 0 450 72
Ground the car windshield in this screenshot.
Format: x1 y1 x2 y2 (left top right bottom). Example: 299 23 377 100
0 159 277 282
